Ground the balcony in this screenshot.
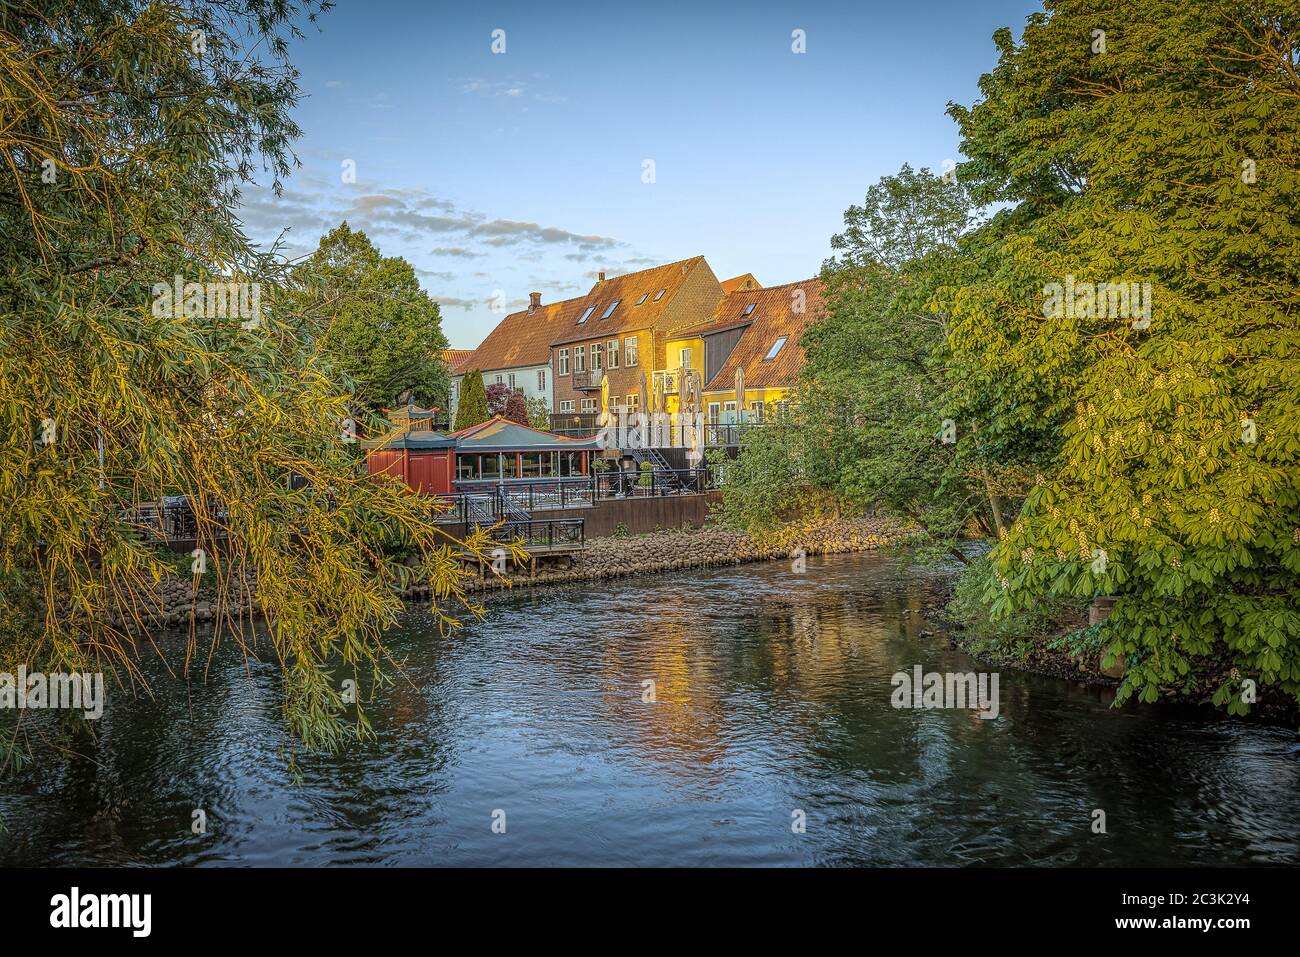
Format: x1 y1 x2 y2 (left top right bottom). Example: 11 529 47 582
651 369 680 395
572 369 603 391
651 367 705 403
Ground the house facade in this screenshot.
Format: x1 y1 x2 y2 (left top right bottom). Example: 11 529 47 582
548 257 729 425
446 292 579 423
449 258 821 446
665 277 824 425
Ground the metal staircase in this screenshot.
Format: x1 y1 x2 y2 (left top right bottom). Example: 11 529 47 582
628 447 685 491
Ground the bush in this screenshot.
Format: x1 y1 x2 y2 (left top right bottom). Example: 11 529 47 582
945 553 1089 660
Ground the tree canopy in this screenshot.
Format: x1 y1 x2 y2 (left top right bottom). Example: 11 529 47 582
947 0 1299 709
486 383 528 425
289 222 449 415
0 0 492 762
716 0 1300 713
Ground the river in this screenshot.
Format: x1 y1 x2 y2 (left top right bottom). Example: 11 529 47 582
2 551 1297 866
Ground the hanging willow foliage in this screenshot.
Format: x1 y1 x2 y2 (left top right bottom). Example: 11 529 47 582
0 0 505 761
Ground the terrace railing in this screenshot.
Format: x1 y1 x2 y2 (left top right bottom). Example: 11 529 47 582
123 497 230 543
591 467 710 498
487 518 586 552
494 477 594 512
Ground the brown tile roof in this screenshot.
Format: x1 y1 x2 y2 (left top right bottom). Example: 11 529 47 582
441 349 476 375
703 278 824 392
673 286 767 339
549 256 708 347
462 295 588 372
720 273 761 295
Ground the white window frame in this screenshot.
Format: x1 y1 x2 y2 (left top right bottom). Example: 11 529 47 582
678 347 692 370
558 349 569 375
591 343 602 371
559 400 574 413
538 369 546 390
625 336 638 366
607 340 619 368
574 345 586 372
580 398 597 414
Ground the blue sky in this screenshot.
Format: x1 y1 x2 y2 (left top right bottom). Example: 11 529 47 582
238 0 1040 348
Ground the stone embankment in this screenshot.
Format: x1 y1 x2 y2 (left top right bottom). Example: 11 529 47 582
109 513 904 627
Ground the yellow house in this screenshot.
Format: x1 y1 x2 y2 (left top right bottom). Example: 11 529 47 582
655 278 823 434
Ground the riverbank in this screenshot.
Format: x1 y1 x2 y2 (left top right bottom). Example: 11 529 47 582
461 511 903 598
105 511 906 628
941 554 1300 726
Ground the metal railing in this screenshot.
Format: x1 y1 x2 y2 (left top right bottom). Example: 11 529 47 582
590 467 709 498
124 498 230 542
494 478 594 511
488 517 586 551
438 468 712 523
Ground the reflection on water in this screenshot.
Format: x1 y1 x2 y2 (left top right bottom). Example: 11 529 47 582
2 552 1297 866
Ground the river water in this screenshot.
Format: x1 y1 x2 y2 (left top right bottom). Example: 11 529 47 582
2 551 1297 866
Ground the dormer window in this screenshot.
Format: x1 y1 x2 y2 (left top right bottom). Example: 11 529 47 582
577 305 596 324
600 299 621 319
764 337 787 360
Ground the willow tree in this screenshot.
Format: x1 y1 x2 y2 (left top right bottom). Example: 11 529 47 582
0 0 497 761
948 0 1300 710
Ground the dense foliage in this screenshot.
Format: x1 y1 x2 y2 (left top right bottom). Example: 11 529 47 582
289 223 449 415
454 370 488 430
486 383 528 424
717 0 1300 713
0 0 493 762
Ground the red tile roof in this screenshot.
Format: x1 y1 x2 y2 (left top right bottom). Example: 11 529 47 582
461 295 588 372
549 256 708 347
441 349 477 375
720 273 761 295
704 278 823 392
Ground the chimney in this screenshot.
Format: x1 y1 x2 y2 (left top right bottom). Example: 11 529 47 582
597 271 605 282
528 291 541 313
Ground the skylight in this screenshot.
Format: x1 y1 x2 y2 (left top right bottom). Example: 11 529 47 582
653 288 666 301
635 293 648 305
764 336 788 360
742 303 756 316
577 305 596 324
600 299 620 319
